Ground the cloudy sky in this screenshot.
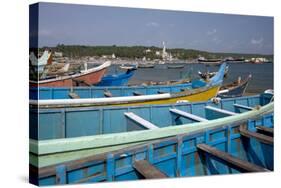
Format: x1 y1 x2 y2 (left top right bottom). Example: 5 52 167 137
35 2 273 54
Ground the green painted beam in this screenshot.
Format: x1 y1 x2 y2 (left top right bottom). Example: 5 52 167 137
30 102 273 168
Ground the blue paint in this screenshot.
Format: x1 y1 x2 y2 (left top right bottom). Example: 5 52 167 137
36 114 273 185
29 63 227 99
55 165 66 184
96 69 136 86
30 94 273 140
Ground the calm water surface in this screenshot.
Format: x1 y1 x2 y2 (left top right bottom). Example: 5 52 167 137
106 62 273 94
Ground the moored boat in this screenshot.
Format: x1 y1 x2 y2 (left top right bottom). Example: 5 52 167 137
167 64 185 69
95 67 137 86
29 93 273 168
29 61 111 87
30 63 227 100
30 84 221 108
217 74 252 98
138 63 155 68
30 112 273 185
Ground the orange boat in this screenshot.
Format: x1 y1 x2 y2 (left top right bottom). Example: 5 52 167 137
30 61 111 87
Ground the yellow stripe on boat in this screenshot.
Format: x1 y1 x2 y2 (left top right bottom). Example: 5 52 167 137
30 85 220 108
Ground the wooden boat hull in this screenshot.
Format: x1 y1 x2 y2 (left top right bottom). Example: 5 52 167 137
30 113 273 185
29 94 274 168
218 75 251 98
30 63 227 100
30 61 111 87
95 69 136 86
31 85 220 108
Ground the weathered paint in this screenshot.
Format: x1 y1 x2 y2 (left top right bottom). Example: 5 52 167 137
30 85 221 108
29 101 273 168
30 94 269 141
31 115 273 186
30 61 111 87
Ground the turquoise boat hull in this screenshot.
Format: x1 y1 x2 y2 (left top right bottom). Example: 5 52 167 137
30 113 273 186
95 68 136 86
30 93 273 141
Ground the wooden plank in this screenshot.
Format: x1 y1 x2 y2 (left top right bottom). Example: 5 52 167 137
239 126 273 145
124 112 159 130
256 126 274 135
133 160 167 179
205 106 237 116
234 103 254 111
170 108 208 122
197 144 269 172
68 92 80 99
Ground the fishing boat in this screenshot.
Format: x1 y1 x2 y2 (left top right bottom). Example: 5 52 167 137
29 61 111 87
29 62 227 100
95 67 137 86
217 74 252 98
31 84 221 108
29 93 274 169
119 64 136 70
224 57 245 63
197 57 222 66
198 65 229 79
30 111 273 185
167 64 185 69
138 64 155 68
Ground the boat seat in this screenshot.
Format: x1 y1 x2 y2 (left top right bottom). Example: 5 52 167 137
197 144 269 172
205 106 237 116
255 125 273 135
124 112 159 130
233 104 254 111
133 160 167 179
157 91 167 94
104 91 113 97
133 91 143 96
68 92 80 99
170 108 208 122
239 126 273 145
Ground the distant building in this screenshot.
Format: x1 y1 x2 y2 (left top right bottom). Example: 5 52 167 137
162 41 173 61
145 49 151 53
155 51 161 56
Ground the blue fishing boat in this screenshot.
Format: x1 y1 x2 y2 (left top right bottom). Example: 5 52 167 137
217 74 252 98
29 63 227 100
30 111 273 185
95 67 137 86
29 93 274 170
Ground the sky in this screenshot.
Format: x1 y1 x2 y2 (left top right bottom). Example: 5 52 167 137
36 2 274 54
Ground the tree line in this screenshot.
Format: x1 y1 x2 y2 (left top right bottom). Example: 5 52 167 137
39 44 273 60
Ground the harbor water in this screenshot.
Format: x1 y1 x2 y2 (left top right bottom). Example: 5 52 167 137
105 62 273 95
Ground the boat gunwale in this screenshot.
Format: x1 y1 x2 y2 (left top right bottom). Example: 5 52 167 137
30 85 220 108
33 113 273 179
29 101 274 156
32 94 261 113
